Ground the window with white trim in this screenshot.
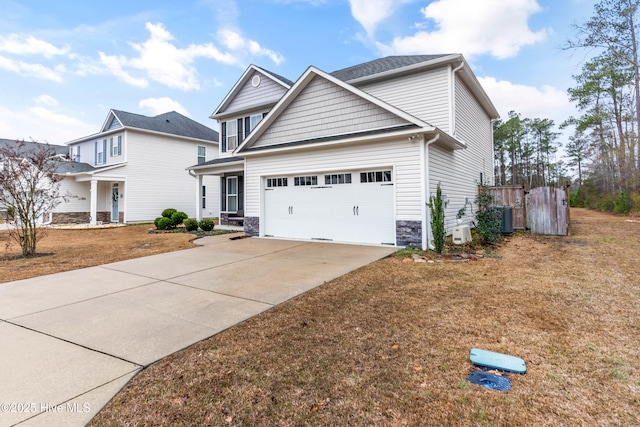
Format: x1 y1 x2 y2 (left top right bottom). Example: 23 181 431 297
197 146 206 165
360 170 392 183
324 173 352 185
110 136 122 157
226 120 237 151
266 177 288 187
294 176 318 186
95 139 107 165
227 176 238 212
73 145 81 162
249 113 263 132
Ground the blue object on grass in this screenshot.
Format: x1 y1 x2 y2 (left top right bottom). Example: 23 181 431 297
467 371 512 391
469 348 526 374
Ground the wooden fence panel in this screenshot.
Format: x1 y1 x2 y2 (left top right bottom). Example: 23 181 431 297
485 185 526 230
526 187 569 235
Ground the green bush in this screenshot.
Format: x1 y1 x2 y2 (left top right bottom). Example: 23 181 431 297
156 217 174 230
184 218 199 231
171 211 188 225
161 208 177 218
428 182 445 253
596 194 615 212
199 218 215 231
475 186 502 245
613 192 633 215
154 217 163 227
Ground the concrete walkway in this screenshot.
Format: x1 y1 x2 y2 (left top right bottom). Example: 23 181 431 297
0 236 395 426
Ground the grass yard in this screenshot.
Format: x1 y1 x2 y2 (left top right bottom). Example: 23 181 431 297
86 208 639 426
0 225 204 283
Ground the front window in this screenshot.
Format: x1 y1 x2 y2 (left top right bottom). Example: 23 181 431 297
227 177 238 212
226 120 237 151
197 146 206 165
95 139 107 165
249 114 263 132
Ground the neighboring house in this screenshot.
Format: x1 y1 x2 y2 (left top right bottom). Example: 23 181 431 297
0 139 69 223
57 110 219 224
189 55 499 249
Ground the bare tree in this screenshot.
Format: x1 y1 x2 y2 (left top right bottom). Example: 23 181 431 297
0 140 68 256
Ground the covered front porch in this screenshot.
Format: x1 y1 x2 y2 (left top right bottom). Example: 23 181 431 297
191 157 245 227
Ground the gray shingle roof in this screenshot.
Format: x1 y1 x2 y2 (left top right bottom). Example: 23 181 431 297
0 138 68 157
330 55 452 82
254 66 294 87
111 110 219 142
51 159 96 174
191 156 244 168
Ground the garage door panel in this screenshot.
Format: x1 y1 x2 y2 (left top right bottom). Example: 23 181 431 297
264 171 395 245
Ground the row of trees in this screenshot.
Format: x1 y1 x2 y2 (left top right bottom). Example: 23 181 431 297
495 0 640 214
493 112 567 188
564 0 640 212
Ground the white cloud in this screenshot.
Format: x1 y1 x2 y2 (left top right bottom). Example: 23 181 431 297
94 22 282 91
349 0 408 36
375 0 549 59
0 54 64 82
478 76 572 125
0 104 95 144
217 29 284 65
35 95 59 106
0 34 69 58
139 97 190 117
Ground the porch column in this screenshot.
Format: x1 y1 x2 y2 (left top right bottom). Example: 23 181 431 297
196 174 203 221
90 179 98 225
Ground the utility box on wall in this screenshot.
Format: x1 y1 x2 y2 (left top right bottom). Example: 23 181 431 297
452 225 472 244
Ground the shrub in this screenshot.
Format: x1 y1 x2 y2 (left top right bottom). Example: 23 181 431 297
428 182 445 253
171 211 188 225
199 218 215 231
161 208 177 218
156 217 174 230
184 218 199 231
475 186 501 245
154 217 163 228
613 192 633 215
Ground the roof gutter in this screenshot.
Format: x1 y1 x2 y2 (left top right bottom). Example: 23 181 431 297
451 61 465 138
422 133 440 251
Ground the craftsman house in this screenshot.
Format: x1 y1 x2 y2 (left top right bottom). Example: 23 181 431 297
189 55 499 249
56 110 219 224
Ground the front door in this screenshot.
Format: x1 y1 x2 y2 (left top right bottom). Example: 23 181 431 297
111 184 119 222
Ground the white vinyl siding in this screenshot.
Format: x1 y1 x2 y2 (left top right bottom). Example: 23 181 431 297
225 73 288 113
244 138 422 221
358 67 451 132
429 76 493 233
253 76 410 148
70 132 125 167
98 130 219 222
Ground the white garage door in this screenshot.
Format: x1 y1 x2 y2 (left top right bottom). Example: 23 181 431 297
263 170 395 245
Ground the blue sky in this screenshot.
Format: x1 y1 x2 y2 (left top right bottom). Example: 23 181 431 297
0 0 598 147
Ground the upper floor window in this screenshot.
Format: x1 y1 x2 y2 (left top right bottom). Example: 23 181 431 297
72 146 81 162
249 114 263 132
110 136 122 157
226 120 238 151
95 139 107 165
197 146 206 165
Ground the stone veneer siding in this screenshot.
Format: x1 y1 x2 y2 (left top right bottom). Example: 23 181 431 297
51 211 111 224
396 220 422 247
244 217 259 236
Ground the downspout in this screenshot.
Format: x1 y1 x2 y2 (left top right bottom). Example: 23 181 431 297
422 134 440 250
450 61 464 138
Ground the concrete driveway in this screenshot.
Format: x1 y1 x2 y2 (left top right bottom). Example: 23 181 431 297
0 235 395 426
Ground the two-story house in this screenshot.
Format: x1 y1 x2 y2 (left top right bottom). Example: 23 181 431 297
56 110 219 224
189 55 499 249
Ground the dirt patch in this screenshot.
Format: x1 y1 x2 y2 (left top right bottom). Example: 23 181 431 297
89 208 640 426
